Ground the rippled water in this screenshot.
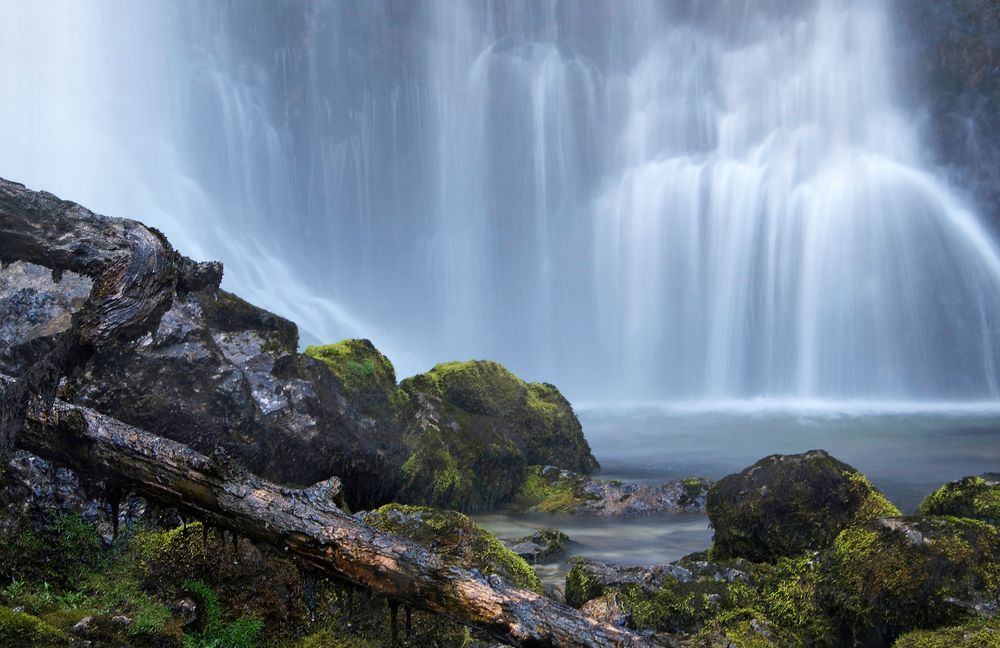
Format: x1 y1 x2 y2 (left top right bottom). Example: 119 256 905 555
478 407 1000 587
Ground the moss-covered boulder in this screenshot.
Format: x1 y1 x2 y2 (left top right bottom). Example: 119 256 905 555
821 516 1000 646
707 450 900 562
395 360 597 512
918 475 1000 525
566 554 836 645
0 607 68 647
304 339 398 405
892 621 1000 647
401 361 597 473
362 504 542 593
518 465 710 516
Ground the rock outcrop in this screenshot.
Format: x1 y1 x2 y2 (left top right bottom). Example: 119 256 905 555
706 450 899 562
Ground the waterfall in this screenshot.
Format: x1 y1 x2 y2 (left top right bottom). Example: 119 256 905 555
1 0 998 402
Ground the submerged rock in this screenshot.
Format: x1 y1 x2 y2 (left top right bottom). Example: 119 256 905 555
707 450 900 562
821 516 1000 646
361 504 543 592
501 528 571 564
518 465 710 517
918 475 1000 525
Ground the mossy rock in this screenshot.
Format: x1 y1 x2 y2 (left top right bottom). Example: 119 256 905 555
690 608 793 647
394 360 597 512
918 475 1000 525
892 621 1000 647
707 450 900 562
394 391 527 512
401 361 597 473
821 516 1000 646
518 465 595 513
305 339 397 399
567 553 835 644
0 607 68 647
362 504 542 593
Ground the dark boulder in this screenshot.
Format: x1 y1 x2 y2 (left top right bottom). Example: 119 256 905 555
707 450 900 562
0 261 404 509
502 528 572 564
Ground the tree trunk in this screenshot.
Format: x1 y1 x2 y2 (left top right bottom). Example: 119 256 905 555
6 378 670 647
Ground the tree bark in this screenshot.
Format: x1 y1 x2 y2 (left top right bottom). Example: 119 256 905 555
5 378 670 647
0 178 222 461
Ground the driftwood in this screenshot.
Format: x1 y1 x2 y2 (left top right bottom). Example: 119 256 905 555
5 378 668 647
0 178 222 460
0 179 667 646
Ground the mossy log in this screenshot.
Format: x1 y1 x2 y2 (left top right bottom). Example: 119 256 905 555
0 178 222 459
3 379 666 647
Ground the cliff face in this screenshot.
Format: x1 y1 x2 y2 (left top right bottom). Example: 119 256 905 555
899 0 1000 223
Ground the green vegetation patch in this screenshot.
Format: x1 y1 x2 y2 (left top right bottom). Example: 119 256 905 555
918 476 1000 525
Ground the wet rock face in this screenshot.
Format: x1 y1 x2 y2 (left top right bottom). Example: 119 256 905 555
0 261 404 509
0 261 91 376
70 289 405 508
518 465 710 517
899 0 1000 223
0 450 148 542
706 450 900 562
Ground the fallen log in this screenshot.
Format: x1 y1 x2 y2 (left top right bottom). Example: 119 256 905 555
4 376 669 647
0 178 222 460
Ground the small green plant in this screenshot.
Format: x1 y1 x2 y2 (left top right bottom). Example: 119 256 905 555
54 590 87 610
182 579 262 648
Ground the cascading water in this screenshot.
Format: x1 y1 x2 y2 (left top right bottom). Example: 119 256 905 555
1 0 998 402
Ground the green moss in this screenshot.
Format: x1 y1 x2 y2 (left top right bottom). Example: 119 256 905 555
821 516 1000 645
0 606 68 647
691 608 792 648
516 465 593 513
363 505 542 593
181 580 262 648
400 360 525 416
707 450 901 562
892 620 1000 647
305 339 397 397
918 476 1000 525
300 627 379 647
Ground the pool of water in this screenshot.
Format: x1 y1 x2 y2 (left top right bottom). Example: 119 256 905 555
476 404 1000 587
